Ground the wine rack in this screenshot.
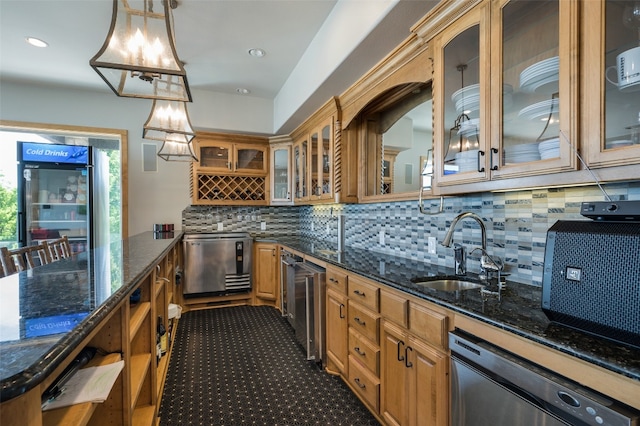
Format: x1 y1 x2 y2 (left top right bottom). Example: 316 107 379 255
195 174 267 204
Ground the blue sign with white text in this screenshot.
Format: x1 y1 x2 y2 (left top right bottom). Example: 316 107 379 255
21 142 88 164
24 312 89 338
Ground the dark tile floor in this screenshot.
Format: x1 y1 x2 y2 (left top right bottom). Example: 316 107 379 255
160 306 380 425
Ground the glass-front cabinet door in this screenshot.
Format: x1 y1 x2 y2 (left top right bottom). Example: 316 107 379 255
584 0 640 167
234 144 267 174
490 0 578 180
199 142 233 171
310 119 333 201
433 3 490 186
270 143 292 204
293 137 308 202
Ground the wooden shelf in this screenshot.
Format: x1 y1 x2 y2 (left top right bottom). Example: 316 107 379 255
132 404 155 426
129 302 151 340
130 353 151 412
42 353 123 426
154 280 165 298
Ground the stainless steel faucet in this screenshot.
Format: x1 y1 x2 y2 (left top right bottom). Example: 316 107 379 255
441 212 502 277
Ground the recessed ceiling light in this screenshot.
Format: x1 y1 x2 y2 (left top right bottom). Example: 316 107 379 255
248 48 266 58
25 37 48 48
236 88 251 95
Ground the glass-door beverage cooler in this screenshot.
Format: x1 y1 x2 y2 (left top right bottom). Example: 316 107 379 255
17 142 93 254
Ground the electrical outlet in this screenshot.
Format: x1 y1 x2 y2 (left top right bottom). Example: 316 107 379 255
326 223 331 233
217 222 223 231
260 222 267 231
427 236 437 254
311 222 314 232
379 229 385 245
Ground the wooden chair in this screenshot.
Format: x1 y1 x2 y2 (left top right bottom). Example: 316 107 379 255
5 244 51 273
47 236 72 261
0 247 13 277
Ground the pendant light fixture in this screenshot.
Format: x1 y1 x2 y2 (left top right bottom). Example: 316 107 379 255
157 133 198 162
90 0 192 102
143 99 195 142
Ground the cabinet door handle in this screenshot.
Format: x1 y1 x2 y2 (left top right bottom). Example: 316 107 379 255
405 346 413 368
339 303 345 319
490 147 499 171
226 161 232 170
235 162 238 170
354 317 366 326
354 378 366 389
477 150 485 173
329 277 337 283
397 340 405 362
353 289 365 297
354 346 365 356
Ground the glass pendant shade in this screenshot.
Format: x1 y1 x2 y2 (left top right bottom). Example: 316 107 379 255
90 0 192 102
157 133 198 162
143 99 195 141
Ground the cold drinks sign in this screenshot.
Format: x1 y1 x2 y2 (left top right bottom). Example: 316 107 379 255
21 142 88 165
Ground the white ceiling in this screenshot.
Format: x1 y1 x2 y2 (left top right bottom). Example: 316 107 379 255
0 0 437 134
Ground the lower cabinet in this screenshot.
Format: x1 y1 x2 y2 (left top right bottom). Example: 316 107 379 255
326 287 349 375
381 321 449 426
253 242 279 307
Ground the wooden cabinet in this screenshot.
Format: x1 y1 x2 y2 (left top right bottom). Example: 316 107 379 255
269 136 293 205
326 287 348 375
253 242 279 307
192 132 269 205
381 296 449 426
582 0 640 168
290 98 339 204
423 0 639 194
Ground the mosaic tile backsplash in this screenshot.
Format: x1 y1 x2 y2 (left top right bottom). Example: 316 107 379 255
183 182 640 287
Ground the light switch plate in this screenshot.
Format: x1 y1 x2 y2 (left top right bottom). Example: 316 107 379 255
217 222 223 231
379 228 385 245
260 222 267 231
428 236 437 254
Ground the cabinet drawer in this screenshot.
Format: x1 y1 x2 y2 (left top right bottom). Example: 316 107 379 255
348 354 380 413
326 267 348 294
348 275 379 312
349 328 380 376
348 301 380 344
380 290 408 328
409 302 448 350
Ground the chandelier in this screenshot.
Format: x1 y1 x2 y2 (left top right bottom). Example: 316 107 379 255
157 133 198 162
143 99 195 142
90 0 192 102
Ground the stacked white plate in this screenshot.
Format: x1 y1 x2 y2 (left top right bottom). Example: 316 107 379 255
452 84 480 114
504 142 541 164
458 118 480 137
518 98 560 121
454 149 479 173
520 56 559 93
538 138 560 159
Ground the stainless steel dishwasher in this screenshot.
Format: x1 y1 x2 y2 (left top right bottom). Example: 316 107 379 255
449 330 639 426
182 232 252 297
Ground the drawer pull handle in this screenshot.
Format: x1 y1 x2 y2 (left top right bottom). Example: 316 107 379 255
354 378 366 389
353 290 365 297
339 303 345 319
397 340 405 362
354 346 365 356
354 317 366 326
405 346 413 368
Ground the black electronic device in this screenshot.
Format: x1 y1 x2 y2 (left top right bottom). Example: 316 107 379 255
580 200 640 221
541 220 640 348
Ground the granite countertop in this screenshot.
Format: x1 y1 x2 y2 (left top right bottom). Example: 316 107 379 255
0 231 182 401
271 236 640 383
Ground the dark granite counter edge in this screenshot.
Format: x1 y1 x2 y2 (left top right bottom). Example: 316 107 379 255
272 239 640 382
0 232 183 402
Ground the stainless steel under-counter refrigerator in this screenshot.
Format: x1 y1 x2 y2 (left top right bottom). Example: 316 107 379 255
182 232 253 297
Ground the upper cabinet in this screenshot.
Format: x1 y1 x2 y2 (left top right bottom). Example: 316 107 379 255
432 0 579 188
269 135 293 205
583 0 640 167
191 132 270 205
291 97 342 204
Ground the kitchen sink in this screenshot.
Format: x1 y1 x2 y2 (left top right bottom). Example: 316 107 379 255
412 279 484 292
